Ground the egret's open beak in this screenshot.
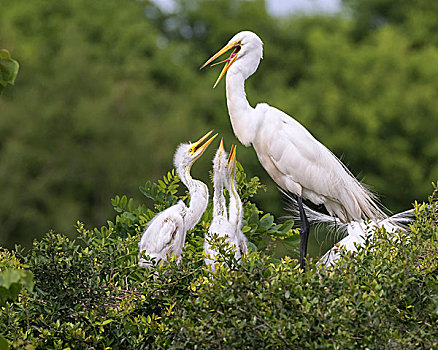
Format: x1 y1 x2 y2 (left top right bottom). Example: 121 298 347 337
227 144 237 173
200 40 241 88
193 130 218 156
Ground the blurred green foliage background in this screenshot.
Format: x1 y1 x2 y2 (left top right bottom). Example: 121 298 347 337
1 0 437 249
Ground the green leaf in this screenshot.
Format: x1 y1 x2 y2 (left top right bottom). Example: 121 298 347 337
128 198 134 212
248 212 259 226
247 241 258 252
0 334 8 350
100 319 113 326
0 269 33 290
258 214 274 231
0 49 19 94
111 195 120 207
0 268 34 306
158 179 166 189
120 195 127 209
278 220 294 233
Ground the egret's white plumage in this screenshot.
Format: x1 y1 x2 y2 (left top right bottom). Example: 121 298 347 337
225 145 248 258
204 141 246 271
202 31 386 269
139 131 217 268
204 141 236 270
318 213 412 267
283 192 414 267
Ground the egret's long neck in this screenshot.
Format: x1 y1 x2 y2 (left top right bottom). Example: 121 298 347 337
228 180 243 230
226 71 258 147
179 168 209 231
213 172 227 218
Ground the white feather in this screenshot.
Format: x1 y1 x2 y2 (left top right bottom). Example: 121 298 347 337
208 31 385 223
204 145 247 271
282 190 414 267
139 133 215 268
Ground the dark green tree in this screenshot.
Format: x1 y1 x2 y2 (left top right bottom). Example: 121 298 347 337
1 0 437 251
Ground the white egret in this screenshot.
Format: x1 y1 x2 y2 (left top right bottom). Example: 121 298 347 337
226 144 248 258
201 31 385 270
283 193 414 267
139 130 218 268
204 140 243 271
318 211 413 267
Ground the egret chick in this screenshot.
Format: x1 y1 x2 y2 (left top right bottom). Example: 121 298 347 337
204 140 242 271
139 130 218 268
317 210 414 267
226 145 248 258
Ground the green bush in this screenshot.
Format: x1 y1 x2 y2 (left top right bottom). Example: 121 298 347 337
168 203 438 349
0 250 33 349
0 168 437 349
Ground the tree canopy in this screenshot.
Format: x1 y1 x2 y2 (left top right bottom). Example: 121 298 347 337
1 0 437 249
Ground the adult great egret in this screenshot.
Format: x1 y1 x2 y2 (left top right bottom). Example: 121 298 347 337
139 130 218 268
201 31 385 270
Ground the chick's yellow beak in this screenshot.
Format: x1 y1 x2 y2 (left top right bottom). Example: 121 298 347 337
193 130 218 156
201 40 241 88
227 144 237 189
219 138 225 152
227 144 237 171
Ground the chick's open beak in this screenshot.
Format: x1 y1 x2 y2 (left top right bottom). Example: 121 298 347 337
193 130 218 155
227 144 237 172
201 40 241 88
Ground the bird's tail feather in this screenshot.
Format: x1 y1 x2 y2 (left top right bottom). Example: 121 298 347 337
282 189 414 238
281 189 349 242
325 146 387 222
351 178 388 222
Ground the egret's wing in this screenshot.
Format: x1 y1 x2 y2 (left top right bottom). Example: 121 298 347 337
256 105 383 221
139 205 184 262
259 107 343 197
140 217 178 253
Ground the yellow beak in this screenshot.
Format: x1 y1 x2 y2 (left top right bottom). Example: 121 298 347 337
227 144 237 171
193 130 218 156
219 138 225 152
227 144 237 189
200 40 241 88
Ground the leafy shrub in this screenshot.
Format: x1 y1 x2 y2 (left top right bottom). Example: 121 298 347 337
167 203 438 349
0 168 437 349
0 250 33 349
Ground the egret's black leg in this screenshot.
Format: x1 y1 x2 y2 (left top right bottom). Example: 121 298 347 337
297 196 310 271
